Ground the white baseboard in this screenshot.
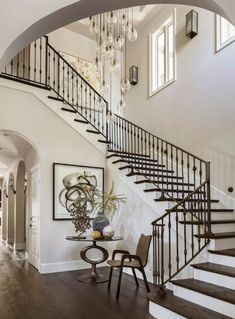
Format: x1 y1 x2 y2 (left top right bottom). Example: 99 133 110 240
14 243 25 251
39 259 94 274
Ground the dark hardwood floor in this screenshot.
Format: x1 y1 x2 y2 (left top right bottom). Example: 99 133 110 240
0 244 154 319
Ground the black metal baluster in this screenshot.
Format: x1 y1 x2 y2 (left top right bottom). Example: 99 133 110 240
176 210 179 271
62 61 65 99
191 195 195 258
53 51 56 90
71 71 74 107
34 41 37 82
48 48 51 87
67 65 69 103
39 37 42 83
57 55 60 95
181 151 185 196
176 149 179 200
168 214 172 279
160 225 164 288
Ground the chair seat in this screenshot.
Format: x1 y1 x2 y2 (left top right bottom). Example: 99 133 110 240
107 259 140 268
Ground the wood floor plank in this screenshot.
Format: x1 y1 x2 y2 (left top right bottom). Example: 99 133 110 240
0 245 154 319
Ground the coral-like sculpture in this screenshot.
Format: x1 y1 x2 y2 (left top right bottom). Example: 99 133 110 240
59 174 98 237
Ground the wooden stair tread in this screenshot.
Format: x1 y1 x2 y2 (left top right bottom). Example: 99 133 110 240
180 219 235 225
119 166 173 174
171 278 235 305
48 95 64 102
155 198 219 203
119 164 166 170
98 139 111 144
144 188 199 194
135 180 193 187
74 118 88 124
107 153 157 164
61 107 77 113
127 172 183 183
127 168 175 175
86 129 100 134
208 248 235 257
191 262 235 278
107 149 150 158
195 231 235 239
113 160 163 167
148 289 232 319
167 208 234 213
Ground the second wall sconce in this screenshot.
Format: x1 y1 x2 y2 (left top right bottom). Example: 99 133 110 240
186 10 198 39
129 65 138 86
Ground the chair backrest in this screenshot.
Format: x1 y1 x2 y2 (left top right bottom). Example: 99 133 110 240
135 234 152 267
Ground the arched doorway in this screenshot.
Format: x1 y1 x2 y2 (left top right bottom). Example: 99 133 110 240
7 173 15 245
14 161 26 251
1 179 8 241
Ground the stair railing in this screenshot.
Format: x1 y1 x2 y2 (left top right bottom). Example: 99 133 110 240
1 36 108 137
151 181 210 288
108 115 211 203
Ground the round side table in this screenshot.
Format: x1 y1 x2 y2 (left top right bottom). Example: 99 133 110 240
66 236 123 283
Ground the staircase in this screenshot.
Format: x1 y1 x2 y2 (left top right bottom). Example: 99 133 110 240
2 36 235 319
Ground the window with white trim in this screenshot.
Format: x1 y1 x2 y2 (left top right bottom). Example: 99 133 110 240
216 15 235 51
149 12 176 96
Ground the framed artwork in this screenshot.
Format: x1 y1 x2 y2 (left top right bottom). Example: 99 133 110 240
60 51 101 91
53 163 104 220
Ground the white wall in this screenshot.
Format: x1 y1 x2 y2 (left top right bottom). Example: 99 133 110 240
0 84 106 270
125 5 235 199
48 28 96 63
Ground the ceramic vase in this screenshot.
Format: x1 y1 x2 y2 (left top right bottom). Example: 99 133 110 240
92 211 109 235
102 225 115 239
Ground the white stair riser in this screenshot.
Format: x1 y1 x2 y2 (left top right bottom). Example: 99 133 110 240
211 213 235 221
149 301 187 319
173 285 235 318
193 268 235 290
209 238 235 250
209 253 235 268
211 223 235 233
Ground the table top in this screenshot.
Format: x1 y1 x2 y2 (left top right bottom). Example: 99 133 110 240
66 235 123 242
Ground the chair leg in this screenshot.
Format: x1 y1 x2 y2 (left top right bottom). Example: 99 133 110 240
116 266 123 299
132 268 139 287
141 268 150 293
108 267 113 290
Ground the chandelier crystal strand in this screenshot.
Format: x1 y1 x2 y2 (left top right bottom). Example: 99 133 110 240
88 8 138 113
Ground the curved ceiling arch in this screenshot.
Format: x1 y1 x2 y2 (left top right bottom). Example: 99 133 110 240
0 0 234 69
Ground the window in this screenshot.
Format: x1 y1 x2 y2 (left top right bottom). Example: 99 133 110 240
149 11 176 96
216 15 235 51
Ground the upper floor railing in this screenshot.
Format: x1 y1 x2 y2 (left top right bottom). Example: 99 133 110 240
2 36 108 137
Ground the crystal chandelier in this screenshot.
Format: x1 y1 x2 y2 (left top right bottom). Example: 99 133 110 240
87 8 138 117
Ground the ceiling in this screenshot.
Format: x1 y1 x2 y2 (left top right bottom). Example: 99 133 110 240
0 132 31 178
65 5 157 39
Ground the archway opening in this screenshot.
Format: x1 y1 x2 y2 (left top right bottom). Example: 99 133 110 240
7 173 15 246
15 161 26 251
0 130 40 269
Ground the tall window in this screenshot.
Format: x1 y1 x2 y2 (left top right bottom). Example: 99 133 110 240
216 15 235 51
149 11 176 96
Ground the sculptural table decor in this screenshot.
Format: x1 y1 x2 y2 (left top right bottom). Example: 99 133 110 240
66 236 123 283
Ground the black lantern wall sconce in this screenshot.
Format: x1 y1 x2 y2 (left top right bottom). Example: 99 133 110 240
186 10 198 39
129 65 138 86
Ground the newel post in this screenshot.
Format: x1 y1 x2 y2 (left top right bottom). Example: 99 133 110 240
206 162 212 235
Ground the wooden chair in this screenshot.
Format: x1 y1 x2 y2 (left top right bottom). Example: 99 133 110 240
107 234 152 299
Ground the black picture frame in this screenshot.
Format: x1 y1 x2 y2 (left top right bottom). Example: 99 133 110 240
53 162 104 220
